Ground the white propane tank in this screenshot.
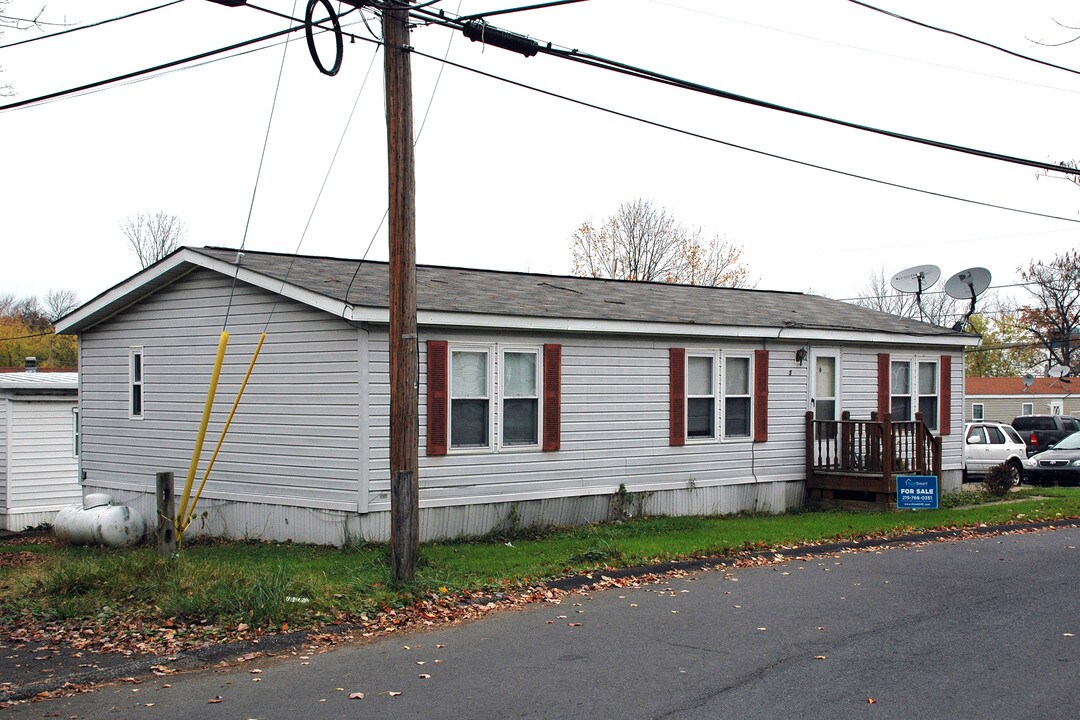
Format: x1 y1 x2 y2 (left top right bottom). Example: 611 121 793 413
53 494 147 548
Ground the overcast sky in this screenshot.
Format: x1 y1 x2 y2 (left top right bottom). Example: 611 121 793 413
2 0 1079 318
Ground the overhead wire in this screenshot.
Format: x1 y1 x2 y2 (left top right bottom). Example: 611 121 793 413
457 0 589 22
223 0 303 331
0 1 185 50
846 0 1080 77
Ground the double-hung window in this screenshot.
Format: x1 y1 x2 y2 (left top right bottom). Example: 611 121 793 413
501 349 540 447
1021 402 1033 416
890 361 911 421
450 349 490 449
684 352 753 442
971 403 984 421
686 355 716 439
890 359 939 430
130 348 144 419
446 345 544 452
917 360 939 430
724 356 752 438
72 407 80 458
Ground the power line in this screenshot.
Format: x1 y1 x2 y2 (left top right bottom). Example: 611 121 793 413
846 0 1080 78
0 22 307 113
400 44 1080 225
413 6 1080 178
0 1 185 51
457 0 589 22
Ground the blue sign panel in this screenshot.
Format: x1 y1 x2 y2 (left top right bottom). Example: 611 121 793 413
896 475 939 510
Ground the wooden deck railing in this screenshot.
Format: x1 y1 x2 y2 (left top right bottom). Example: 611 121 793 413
805 410 942 500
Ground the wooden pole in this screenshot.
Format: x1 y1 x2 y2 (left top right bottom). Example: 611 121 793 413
156 471 177 558
383 2 420 584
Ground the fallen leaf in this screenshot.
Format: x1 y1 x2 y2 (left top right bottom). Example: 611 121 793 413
868 697 876 704
436 644 445 648
418 673 431 679
349 692 365 700
814 656 827 660
757 627 767 631
416 661 426 665
250 669 262 674
389 691 402 697
568 622 582 627
208 696 223 704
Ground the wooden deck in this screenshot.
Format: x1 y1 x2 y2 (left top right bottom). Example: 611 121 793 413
805 411 941 507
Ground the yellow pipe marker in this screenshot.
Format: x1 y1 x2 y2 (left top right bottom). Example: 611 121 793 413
178 331 230 528
182 332 267 531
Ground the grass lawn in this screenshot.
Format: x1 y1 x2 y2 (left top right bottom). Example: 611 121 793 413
1 487 1078 649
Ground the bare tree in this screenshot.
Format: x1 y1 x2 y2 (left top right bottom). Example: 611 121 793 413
853 267 964 327
570 199 752 288
43 288 78 322
122 211 187 269
1018 250 1080 375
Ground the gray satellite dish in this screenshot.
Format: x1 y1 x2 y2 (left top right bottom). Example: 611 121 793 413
944 267 992 300
944 267 992 332
890 265 941 294
1023 373 1035 388
1048 365 1071 379
890 265 941 322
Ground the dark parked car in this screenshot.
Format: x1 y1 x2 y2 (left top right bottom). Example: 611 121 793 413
1010 415 1080 456
1024 430 1080 486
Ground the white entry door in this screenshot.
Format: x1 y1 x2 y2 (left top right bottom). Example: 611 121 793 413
810 349 840 421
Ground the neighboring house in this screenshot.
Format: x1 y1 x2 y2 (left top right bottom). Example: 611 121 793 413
0 368 81 531
965 377 1078 423
54 247 977 544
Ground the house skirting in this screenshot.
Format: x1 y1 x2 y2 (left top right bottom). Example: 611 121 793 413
0 507 67 533
83 480 807 546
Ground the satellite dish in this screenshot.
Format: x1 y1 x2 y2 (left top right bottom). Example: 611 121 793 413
944 267 992 300
945 267 992 332
890 265 941 294
1023 373 1035 388
1049 365 1071 379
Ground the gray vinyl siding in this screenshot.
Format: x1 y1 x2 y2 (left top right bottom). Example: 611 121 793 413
367 332 814 511
79 269 362 511
0 398 8 505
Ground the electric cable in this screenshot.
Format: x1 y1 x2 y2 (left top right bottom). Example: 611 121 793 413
457 0 588 22
0 1 185 50
0 23 307 113
404 45 1080 224
410 5 1080 178
846 0 1080 77
223 1 301 332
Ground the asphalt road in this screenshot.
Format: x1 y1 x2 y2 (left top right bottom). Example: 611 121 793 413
5 527 1078 719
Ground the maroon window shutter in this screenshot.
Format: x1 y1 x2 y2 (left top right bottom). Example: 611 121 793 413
670 348 686 446
426 340 448 456
543 344 562 451
877 353 890 417
940 355 952 435
754 350 769 442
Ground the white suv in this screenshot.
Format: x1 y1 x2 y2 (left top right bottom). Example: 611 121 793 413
964 422 1027 485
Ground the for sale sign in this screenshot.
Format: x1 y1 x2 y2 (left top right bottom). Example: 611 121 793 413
896 475 939 510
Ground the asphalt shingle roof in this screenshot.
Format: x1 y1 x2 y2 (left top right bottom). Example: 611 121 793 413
195 246 965 338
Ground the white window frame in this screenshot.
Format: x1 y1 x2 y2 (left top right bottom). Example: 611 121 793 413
916 359 940 431
1049 400 1063 415
809 347 841 422
448 344 494 453
723 353 754 440
72 406 80 458
684 350 754 443
498 346 543 452
129 347 144 420
971 403 984 421
1021 402 1034 416
447 343 545 455
889 357 940 431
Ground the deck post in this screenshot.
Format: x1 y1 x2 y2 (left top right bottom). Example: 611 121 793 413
805 411 814 484
881 412 894 494
840 410 851 471
914 411 926 474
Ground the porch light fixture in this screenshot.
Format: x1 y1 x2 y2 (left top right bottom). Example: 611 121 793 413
795 348 807 365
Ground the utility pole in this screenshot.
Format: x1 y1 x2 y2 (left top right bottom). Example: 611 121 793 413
383 1 420 583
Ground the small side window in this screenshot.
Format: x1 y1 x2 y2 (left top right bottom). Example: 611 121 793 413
72 407 80 458
971 403 984 421
986 426 1005 444
1021 402 1033 416
130 348 144 419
